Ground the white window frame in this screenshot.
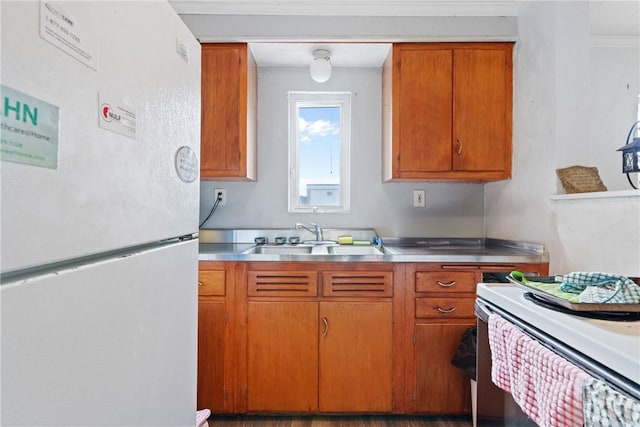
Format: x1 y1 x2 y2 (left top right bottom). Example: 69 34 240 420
288 91 351 213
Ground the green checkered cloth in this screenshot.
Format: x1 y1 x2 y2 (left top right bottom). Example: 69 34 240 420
583 376 640 426
558 272 640 304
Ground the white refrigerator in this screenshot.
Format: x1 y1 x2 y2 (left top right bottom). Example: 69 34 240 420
1 1 201 425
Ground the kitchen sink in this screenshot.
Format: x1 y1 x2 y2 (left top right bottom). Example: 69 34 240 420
243 245 315 255
241 244 384 256
327 245 384 255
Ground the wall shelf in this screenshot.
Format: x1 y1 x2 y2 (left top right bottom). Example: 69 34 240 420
550 190 639 202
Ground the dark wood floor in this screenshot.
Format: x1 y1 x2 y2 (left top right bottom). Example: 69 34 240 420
208 415 473 427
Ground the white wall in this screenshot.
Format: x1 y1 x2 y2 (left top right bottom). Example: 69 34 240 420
485 1 640 275
550 192 640 276
485 2 561 265
200 66 484 237
590 46 640 191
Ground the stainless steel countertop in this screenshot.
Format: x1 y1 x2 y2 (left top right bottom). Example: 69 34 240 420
198 230 548 264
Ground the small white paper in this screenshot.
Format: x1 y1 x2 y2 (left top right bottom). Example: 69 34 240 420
98 94 136 139
40 1 98 70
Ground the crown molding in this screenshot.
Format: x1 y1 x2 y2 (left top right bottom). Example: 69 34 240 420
169 0 518 17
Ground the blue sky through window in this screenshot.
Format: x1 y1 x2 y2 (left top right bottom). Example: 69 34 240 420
298 106 341 197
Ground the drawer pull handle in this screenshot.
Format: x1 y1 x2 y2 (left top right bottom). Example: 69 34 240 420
322 317 329 337
456 138 463 155
198 281 204 287
436 280 456 287
436 306 456 314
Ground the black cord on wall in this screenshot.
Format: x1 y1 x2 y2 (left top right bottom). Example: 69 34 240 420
199 192 223 228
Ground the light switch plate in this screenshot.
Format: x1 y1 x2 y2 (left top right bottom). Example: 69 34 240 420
413 190 425 207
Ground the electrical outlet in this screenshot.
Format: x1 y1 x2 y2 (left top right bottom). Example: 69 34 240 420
413 190 425 207
214 188 227 206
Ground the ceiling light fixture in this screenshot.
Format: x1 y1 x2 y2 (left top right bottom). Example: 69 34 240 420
310 49 332 83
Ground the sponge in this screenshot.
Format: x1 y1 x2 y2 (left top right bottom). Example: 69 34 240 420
352 240 371 246
337 235 353 245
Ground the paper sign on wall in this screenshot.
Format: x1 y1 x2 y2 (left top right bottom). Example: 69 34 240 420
98 94 136 139
40 1 98 70
1 85 60 169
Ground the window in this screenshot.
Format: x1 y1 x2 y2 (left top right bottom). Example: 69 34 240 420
288 91 351 213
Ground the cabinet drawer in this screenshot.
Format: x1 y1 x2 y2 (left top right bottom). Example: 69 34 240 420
198 270 226 296
322 271 393 298
415 271 476 293
415 297 475 319
248 271 318 297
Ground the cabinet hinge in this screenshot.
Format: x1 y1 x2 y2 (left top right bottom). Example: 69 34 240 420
244 389 248 400
412 334 416 345
412 390 416 401
223 389 228 401
224 312 228 323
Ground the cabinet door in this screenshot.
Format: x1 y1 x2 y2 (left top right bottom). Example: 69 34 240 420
395 47 452 174
319 302 393 412
246 301 318 412
200 44 256 180
453 47 511 173
386 43 512 182
197 300 225 412
414 322 474 414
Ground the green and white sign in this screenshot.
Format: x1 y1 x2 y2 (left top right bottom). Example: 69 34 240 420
1 85 60 169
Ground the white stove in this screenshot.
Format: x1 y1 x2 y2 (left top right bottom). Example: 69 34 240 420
476 283 640 388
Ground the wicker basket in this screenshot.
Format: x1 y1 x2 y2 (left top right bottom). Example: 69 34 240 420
556 166 607 194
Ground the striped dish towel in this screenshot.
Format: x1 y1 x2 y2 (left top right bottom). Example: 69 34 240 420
488 314 589 426
584 377 640 427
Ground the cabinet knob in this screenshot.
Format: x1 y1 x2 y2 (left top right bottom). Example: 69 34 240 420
436 306 456 314
198 281 204 287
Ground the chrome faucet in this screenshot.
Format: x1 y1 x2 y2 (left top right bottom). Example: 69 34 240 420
295 222 323 242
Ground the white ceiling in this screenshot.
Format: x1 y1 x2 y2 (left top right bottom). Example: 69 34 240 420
249 43 392 68
170 0 640 67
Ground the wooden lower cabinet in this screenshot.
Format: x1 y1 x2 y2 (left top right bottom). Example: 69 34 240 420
198 300 226 412
197 261 235 413
244 263 395 413
197 260 549 415
414 322 474 414
245 300 394 413
319 301 393 412
405 262 548 415
246 301 319 412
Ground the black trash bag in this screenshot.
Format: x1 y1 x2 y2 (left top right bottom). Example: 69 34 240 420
451 326 477 380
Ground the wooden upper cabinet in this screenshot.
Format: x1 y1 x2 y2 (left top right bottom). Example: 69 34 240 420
394 48 453 174
383 42 513 182
200 43 257 180
453 47 511 173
